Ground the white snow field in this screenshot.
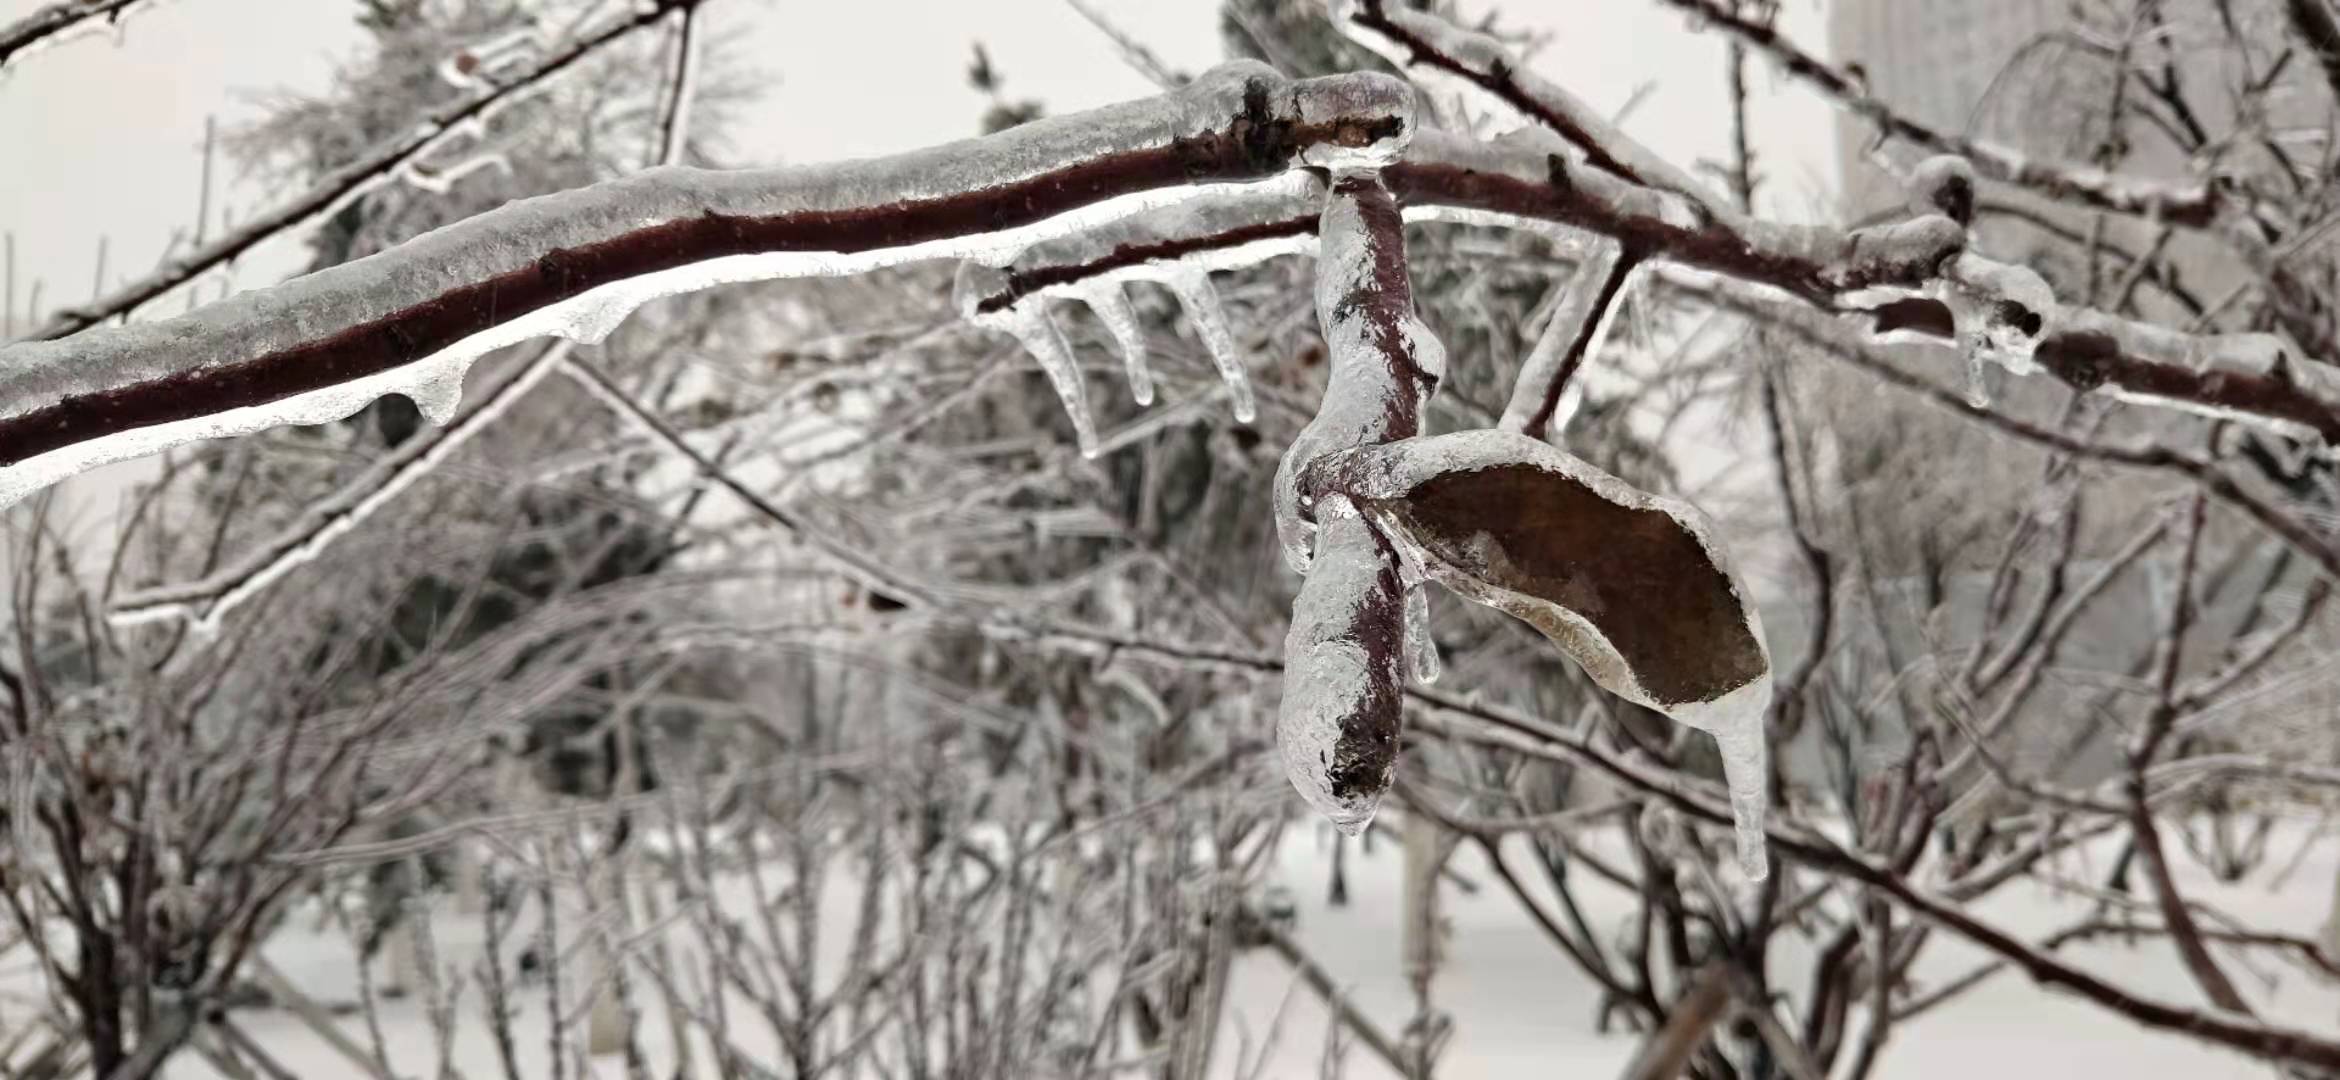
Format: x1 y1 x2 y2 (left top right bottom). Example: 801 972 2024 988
9 814 2329 1078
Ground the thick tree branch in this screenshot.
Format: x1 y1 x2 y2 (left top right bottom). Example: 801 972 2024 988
0 62 1411 506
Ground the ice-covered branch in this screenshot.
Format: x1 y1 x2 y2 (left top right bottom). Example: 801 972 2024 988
951 174 1330 444
687 117 2340 474
1654 0 2225 226
959 128 1969 362
1856 249 2340 445
1277 169 1442 833
1684 274 2340 580
18 0 691 343
0 62 1414 507
1411 693 2340 1072
106 340 575 632
0 0 152 71
1498 235 1637 438
1328 0 1748 230
1386 131 1968 305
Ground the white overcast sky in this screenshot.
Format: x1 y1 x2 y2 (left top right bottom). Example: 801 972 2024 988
0 0 1844 548
0 0 1846 310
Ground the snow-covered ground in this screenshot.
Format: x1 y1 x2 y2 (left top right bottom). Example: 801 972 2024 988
12 818 2336 1078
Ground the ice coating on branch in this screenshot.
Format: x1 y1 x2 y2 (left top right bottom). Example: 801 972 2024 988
0 0 181 73
1165 271 1257 423
1293 67 1418 171
400 350 470 426
1081 283 1155 406
110 341 575 632
1942 253 2056 386
1273 172 1442 574
1278 497 1408 834
399 152 513 196
1326 0 1747 230
1755 214 1965 297
2057 312 2338 443
964 171 1324 288
436 25 546 90
0 62 1418 506
1403 580 1440 684
1315 429 1775 879
1401 129 1706 235
1275 169 1439 835
1671 679 1772 880
1502 238 1624 435
1906 154 1977 226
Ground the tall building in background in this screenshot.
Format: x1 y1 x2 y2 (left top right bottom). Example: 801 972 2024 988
1818 0 2340 782
1826 0 2327 321
1829 0 2073 219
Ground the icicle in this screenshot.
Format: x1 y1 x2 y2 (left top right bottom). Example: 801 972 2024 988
1941 253 2057 379
998 301 1099 458
400 351 470 426
1403 581 1440 684
1166 270 1257 423
1674 686 1772 882
1082 283 1154 406
1963 347 1992 409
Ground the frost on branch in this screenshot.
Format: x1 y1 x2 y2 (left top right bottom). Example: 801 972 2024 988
1276 167 1443 834
1310 430 1776 879
0 62 1416 507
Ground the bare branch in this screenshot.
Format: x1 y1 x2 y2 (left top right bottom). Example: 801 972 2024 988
0 0 151 71
1328 0 1748 229
1654 0 2226 226
19 0 694 342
